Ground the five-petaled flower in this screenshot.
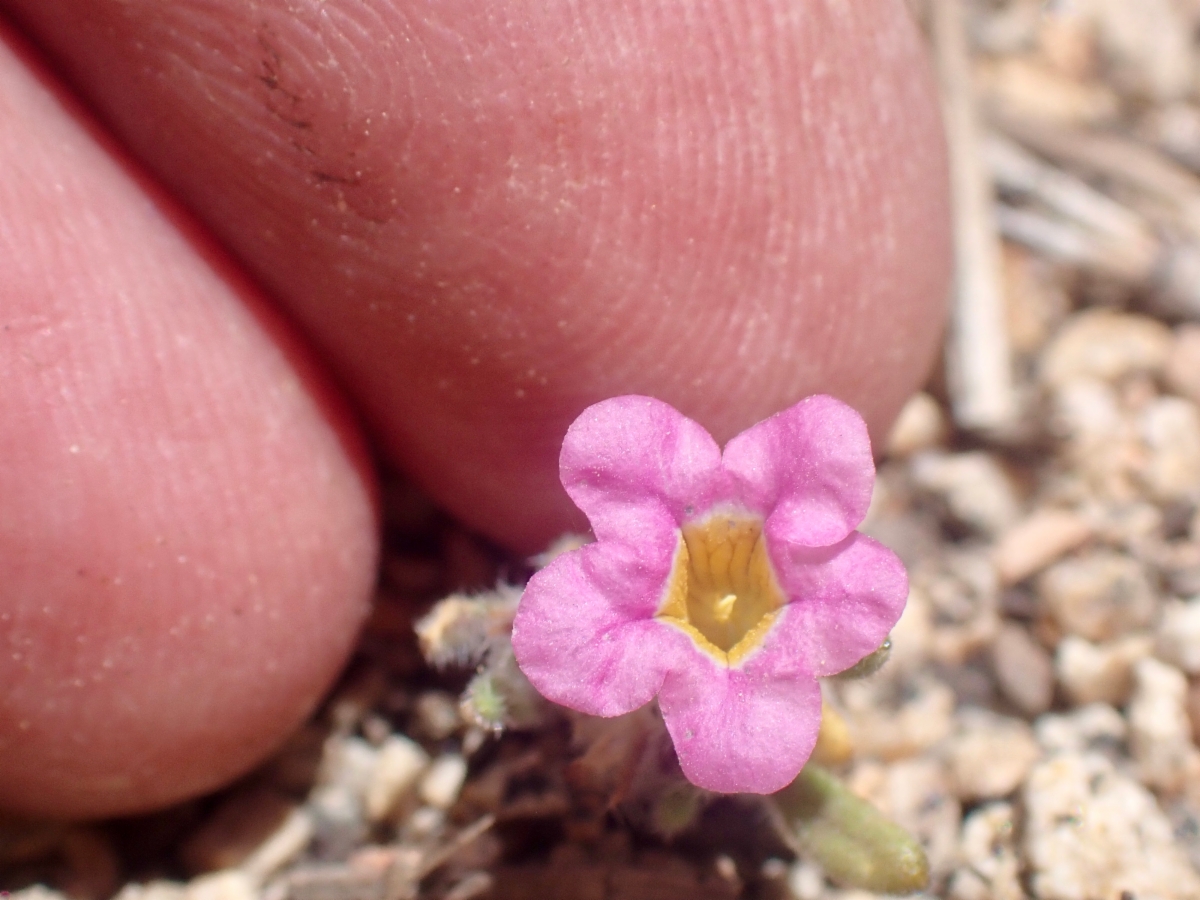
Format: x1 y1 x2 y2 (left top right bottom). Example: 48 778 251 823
511 395 908 794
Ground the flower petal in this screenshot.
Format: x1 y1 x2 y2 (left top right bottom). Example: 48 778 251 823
511 541 690 717
722 395 874 546
561 396 724 547
658 651 822 794
767 532 908 677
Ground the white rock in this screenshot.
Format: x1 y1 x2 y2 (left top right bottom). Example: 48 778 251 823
1051 378 1124 449
1156 597 1200 674
1165 323 1200 406
1129 658 1200 792
1040 309 1173 388
1024 752 1200 900
886 392 947 457
112 883 185 900
184 872 257 900
317 736 378 802
786 861 825 900
910 451 1020 537
840 674 955 760
365 735 430 823
944 709 1041 801
418 754 468 809
947 804 1023 900
1139 396 1200 501
1056 634 1153 706
1035 703 1128 757
992 508 1093 585
991 622 1054 716
1037 552 1156 641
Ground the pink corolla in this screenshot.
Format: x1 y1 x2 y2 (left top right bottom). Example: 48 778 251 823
511 395 908 794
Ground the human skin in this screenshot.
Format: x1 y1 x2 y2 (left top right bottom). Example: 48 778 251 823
0 0 949 818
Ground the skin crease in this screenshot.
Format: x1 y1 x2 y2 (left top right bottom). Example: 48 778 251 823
0 0 950 818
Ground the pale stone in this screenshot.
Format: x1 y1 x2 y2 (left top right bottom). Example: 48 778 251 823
1056 634 1153 706
1138 396 1200 501
946 804 1023 900
1051 378 1124 448
364 735 430 823
886 587 933 677
1035 703 1128 757
13 889 72 900
1037 552 1156 641
886 392 947 457
1155 597 1200 673
418 754 468 809
910 451 1020 537
184 871 257 900
318 736 378 800
112 883 185 900
840 674 955 760
1129 658 1200 792
1040 309 1172 388
991 622 1054 716
945 709 1041 801
920 550 1002 666
1024 752 1200 900
1166 324 1200 404
786 861 825 900
992 508 1093 585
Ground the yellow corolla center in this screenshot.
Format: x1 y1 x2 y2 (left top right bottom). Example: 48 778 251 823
656 513 787 666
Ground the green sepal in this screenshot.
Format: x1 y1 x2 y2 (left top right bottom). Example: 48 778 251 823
770 764 929 894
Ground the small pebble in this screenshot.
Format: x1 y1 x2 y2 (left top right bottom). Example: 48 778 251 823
318 736 379 802
786 861 825 900
946 803 1022 900
112 883 185 900
1037 552 1156 641
1040 309 1173 388
1024 752 1200 900
1056 634 1153 706
1165 323 1200 406
1155 597 1200 673
992 508 1092 585
886 392 947 457
1138 396 1200 502
1129 657 1200 792
910 451 1020 537
1051 378 1124 450
840 675 955 760
413 691 464 741
183 871 257 900
418 754 469 809
1036 703 1128 757
944 708 1040 801
365 735 431 822
991 622 1055 716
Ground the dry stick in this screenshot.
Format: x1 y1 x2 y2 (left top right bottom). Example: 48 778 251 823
989 123 1200 318
986 133 1160 283
996 114 1200 242
930 0 1017 432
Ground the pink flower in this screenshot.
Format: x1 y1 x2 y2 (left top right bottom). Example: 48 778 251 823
511 395 908 794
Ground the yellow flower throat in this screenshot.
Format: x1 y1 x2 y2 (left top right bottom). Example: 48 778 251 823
656 514 786 665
